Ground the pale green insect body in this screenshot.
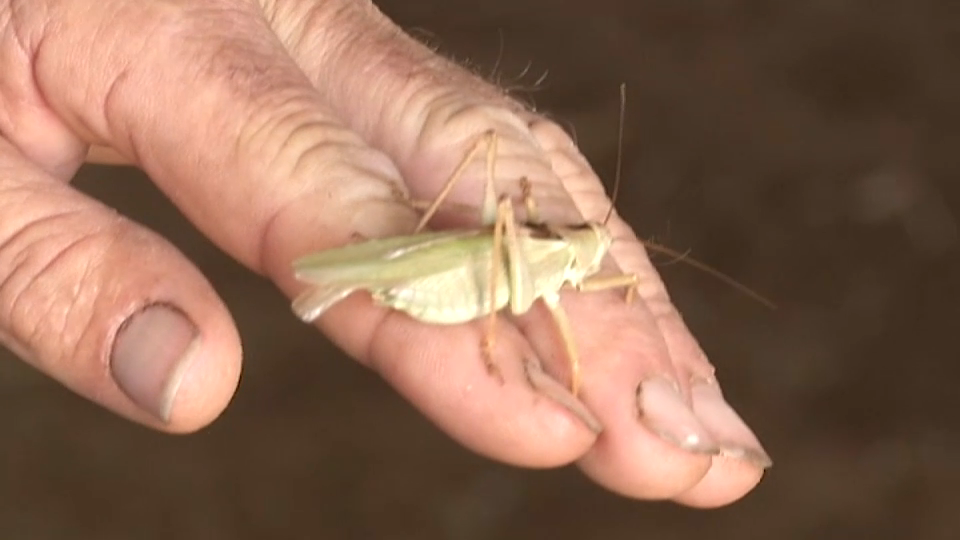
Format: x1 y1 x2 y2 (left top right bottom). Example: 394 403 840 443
291 127 635 395
291 116 770 396
291 221 612 326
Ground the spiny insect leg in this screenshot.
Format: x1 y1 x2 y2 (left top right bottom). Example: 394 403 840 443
579 273 641 304
415 130 498 232
542 295 582 396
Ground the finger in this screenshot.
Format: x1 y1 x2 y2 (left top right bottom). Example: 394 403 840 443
671 381 767 507
0 138 240 431
531 121 772 499
12 1 598 464
267 0 769 501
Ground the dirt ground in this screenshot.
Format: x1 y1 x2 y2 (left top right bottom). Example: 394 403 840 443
3 0 959 538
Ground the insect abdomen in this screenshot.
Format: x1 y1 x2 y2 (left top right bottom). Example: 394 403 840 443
373 259 511 325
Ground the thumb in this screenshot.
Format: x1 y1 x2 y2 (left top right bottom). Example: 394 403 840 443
0 138 241 431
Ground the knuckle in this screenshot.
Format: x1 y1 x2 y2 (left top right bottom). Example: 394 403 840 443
251 115 416 271
416 99 550 179
259 115 404 202
422 99 531 147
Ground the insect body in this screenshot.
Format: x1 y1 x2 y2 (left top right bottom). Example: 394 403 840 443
292 106 772 395
292 130 636 395
294 222 608 324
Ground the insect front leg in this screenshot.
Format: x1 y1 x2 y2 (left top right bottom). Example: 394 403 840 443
540 293 583 396
481 195 508 383
539 271 639 396
578 273 641 304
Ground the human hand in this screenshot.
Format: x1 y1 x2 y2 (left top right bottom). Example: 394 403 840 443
0 0 768 507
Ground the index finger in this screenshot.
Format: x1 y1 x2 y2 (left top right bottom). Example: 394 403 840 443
267 0 770 503
21 1 604 464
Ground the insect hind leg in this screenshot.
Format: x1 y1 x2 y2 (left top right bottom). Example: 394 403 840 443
579 273 641 304
480 195 514 384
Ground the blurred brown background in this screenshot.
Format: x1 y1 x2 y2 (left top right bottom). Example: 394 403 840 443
3 0 959 538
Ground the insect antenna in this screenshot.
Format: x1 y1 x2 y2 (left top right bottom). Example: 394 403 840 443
605 84 776 309
641 239 777 309
602 83 627 226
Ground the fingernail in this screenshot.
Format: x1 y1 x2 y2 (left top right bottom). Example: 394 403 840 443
691 380 773 469
636 377 719 455
110 303 200 423
524 358 603 434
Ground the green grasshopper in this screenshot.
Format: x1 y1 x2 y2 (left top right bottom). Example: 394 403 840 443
291 94 773 396
291 129 640 396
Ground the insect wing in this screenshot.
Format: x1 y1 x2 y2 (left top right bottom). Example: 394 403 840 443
375 234 510 324
291 283 357 322
292 230 484 284
517 233 576 295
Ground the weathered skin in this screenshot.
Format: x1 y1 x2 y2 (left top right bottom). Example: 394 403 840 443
0 0 767 507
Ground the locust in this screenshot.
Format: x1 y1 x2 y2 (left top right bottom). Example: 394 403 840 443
290 90 773 396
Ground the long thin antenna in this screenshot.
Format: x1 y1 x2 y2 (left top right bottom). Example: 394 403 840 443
641 239 777 309
600 83 774 309
603 83 627 225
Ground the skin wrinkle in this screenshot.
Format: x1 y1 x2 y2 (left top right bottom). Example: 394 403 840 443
7 1 39 54
1 19 85 177
12 237 83 362
310 10 482 154
234 93 324 184
88 6 144 149
0 208 85 284
380 84 461 161
0 180 59 215
284 134 387 197
27 263 71 355
172 93 357 267
3 224 104 349
422 101 516 155
70 225 117 311
0 9 20 134
232 89 402 215
0 158 119 355
44 4 139 143
293 0 370 72
282 141 404 210
99 6 301 168
292 10 479 161
99 66 136 159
